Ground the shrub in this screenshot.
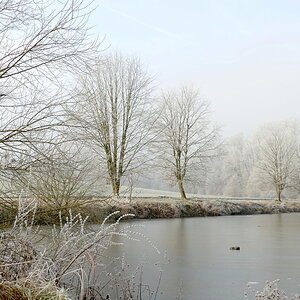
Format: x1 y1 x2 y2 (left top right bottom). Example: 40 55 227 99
0 199 162 299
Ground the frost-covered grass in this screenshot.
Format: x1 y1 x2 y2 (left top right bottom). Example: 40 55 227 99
2 196 300 228
245 279 300 299
88 184 201 198
88 184 276 201
76 198 300 224
0 200 162 299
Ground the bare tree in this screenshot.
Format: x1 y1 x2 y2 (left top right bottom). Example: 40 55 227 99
69 53 154 197
253 119 299 202
0 0 99 213
155 87 221 199
0 2 98 167
0 0 97 81
0 0 98 166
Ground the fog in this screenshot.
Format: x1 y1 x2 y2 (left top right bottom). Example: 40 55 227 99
92 0 300 136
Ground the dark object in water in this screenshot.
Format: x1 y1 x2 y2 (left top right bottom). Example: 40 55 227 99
229 246 240 250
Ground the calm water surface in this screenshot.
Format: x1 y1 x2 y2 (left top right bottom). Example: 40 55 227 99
98 213 300 300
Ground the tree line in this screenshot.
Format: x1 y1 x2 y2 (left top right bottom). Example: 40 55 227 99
0 0 298 213
206 119 300 201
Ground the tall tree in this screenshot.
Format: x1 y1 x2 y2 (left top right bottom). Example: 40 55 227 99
155 87 221 199
70 53 153 197
0 0 98 169
0 0 98 212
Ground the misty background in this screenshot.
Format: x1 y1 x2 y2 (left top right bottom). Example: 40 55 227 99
92 0 300 136
83 1 300 198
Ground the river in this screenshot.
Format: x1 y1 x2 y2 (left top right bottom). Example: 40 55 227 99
97 213 300 299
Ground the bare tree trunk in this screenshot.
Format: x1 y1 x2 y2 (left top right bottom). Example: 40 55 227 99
177 179 187 200
111 179 120 197
276 187 282 202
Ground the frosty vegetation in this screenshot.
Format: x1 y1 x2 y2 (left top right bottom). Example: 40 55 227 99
0 0 299 204
1 1 300 299
0 199 162 299
245 279 300 300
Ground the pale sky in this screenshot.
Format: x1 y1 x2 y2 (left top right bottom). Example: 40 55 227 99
91 0 300 136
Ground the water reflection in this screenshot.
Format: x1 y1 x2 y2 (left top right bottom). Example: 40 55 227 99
101 213 300 300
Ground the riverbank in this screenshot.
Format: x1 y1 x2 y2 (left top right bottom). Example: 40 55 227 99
78 198 300 222
1 198 300 226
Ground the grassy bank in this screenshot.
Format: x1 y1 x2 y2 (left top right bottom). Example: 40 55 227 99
74 198 300 223
1 198 300 226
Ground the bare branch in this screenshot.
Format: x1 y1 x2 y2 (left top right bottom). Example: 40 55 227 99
68 52 154 197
